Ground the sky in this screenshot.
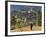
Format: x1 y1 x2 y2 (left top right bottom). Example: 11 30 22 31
10 5 42 12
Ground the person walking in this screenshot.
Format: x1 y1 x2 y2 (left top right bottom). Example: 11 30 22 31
30 23 33 30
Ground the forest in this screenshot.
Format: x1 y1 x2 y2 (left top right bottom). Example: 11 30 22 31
10 6 42 32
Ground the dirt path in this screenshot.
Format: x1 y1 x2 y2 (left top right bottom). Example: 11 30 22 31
11 25 41 32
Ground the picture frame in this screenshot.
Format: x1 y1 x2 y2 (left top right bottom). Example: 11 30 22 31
5 1 45 36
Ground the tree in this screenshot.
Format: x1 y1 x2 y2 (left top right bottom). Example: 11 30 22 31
11 15 16 30
38 9 41 26
15 15 21 28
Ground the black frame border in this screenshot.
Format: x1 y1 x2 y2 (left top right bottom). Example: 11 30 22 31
5 1 45 36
